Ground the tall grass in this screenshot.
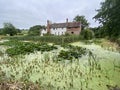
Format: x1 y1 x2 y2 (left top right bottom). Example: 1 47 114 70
0 38 120 90
4 35 81 44
0 44 120 90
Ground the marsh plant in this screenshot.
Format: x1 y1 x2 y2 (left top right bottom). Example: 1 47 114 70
3 35 81 44
58 45 89 60
0 40 120 90
1 40 57 56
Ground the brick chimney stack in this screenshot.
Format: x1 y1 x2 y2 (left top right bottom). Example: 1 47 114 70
47 20 50 33
66 18 68 23
66 18 68 27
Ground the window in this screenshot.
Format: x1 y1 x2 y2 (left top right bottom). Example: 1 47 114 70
71 32 74 34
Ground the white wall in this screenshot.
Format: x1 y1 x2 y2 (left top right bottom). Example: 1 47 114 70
41 28 67 36
51 28 66 35
41 29 47 36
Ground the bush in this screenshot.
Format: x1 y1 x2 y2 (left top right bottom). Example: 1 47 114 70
3 41 57 56
58 45 89 60
116 38 120 46
4 35 81 45
0 28 3 35
81 29 94 40
3 23 17 36
65 33 70 36
28 25 45 36
110 37 120 46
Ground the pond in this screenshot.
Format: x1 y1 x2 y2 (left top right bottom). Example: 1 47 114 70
0 40 120 90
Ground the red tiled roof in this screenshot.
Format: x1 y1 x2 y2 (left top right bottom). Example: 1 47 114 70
50 22 80 28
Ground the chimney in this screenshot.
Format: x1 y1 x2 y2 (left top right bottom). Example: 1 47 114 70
47 20 50 33
66 18 68 27
47 20 50 25
66 18 68 23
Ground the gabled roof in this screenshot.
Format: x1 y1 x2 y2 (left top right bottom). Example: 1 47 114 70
50 22 80 28
67 22 81 28
50 23 66 28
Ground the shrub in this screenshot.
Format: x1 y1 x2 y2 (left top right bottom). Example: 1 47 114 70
4 41 57 56
28 25 45 36
3 23 17 36
93 39 102 44
58 45 89 60
0 28 3 35
110 37 120 46
116 38 120 46
4 35 81 44
65 33 70 36
81 29 94 40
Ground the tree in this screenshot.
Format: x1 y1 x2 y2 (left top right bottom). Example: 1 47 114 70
73 15 89 30
94 0 120 38
0 28 3 35
89 27 105 38
81 29 94 40
3 23 17 36
28 25 45 35
16 29 21 33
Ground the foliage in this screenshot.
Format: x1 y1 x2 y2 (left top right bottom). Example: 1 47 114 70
81 29 94 40
73 15 89 30
20 29 29 35
43 32 53 36
0 40 120 90
0 40 22 47
3 23 17 36
16 28 22 34
0 28 3 35
4 35 81 44
58 45 89 60
110 37 120 47
28 25 45 35
92 39 102 44
89 27 103 38
65 32 70 36
3 40 57 56
116 38 120 46
94 0 120 38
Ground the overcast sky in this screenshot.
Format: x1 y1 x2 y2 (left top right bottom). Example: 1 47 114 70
0 0 104 29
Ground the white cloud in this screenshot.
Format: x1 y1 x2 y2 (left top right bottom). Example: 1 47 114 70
0 0 104 29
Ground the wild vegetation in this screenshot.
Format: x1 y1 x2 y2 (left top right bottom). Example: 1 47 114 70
0 23 21 36
0 0 120 89
28 25 45 36
94 0 120 40
3 35 81 44
58 44 90 60
80 29 94 40
0 40 57 56
0 38 120 90
73 15 89 30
